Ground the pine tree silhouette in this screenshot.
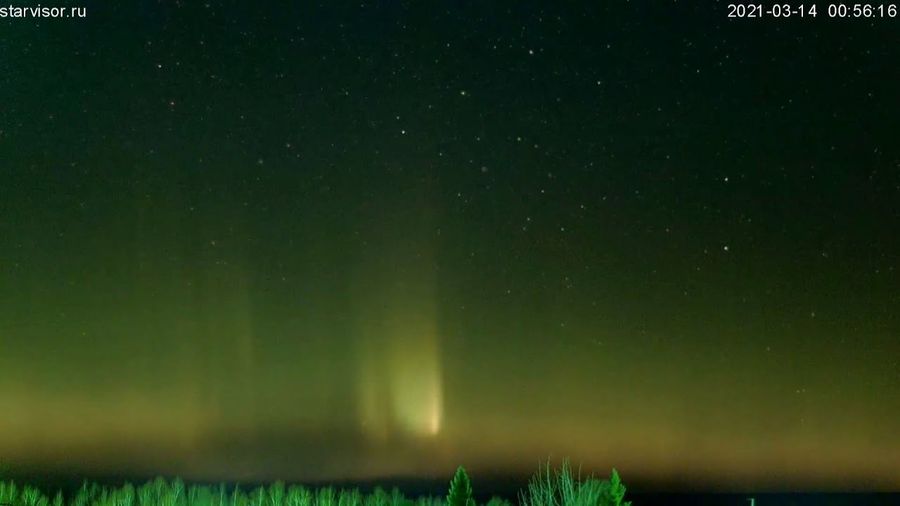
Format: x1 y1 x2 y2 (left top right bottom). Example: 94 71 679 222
447 466 475 506
602 469 631 506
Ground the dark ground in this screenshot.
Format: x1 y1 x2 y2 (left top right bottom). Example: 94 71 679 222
4 473 898 506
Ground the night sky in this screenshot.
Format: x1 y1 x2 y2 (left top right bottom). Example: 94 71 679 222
1 1 899 494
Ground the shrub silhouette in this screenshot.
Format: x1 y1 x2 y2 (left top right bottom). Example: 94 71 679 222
519 460 631 506
446 466 474 506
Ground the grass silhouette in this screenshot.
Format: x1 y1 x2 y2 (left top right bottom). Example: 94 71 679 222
0 460 627 506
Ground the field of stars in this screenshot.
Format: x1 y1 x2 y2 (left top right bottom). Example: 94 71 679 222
0 1 898 496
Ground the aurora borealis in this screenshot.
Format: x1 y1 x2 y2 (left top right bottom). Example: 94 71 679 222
1 1 899 496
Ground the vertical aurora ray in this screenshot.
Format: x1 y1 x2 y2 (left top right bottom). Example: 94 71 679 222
352 179 444 444
356 297 444 441
385 309 443 437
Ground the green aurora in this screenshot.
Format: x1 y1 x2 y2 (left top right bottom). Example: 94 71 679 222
0 1 898 493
